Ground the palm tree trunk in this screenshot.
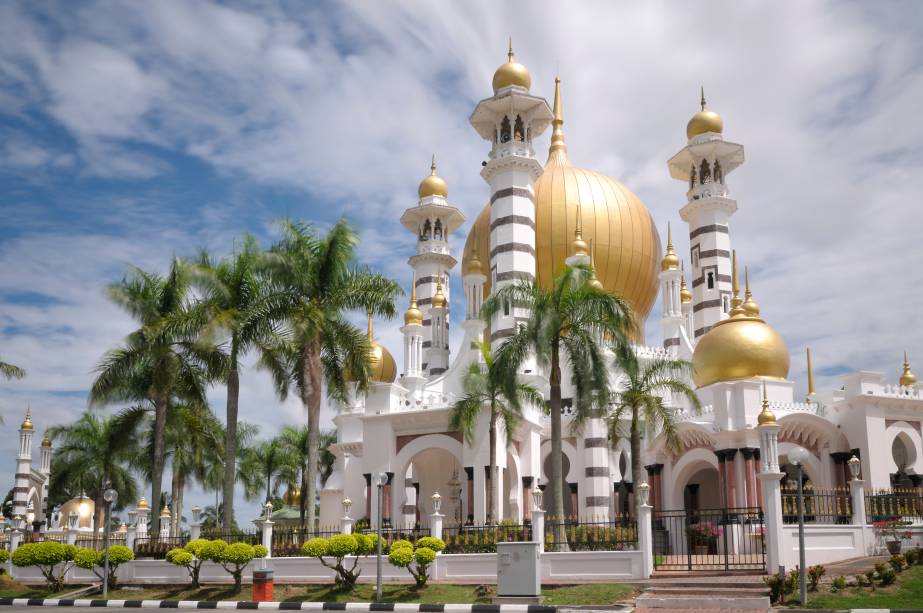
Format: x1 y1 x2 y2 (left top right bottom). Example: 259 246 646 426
299 468 308 531
223 344 240 529
489 407 498 524
549 342 568 551
303 339 322 533
175 475 185 537
171 460 181 536
631 408 644 514
150 393 168 536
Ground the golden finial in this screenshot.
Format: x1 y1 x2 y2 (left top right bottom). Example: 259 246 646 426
572 198 588 257
588 240 604 291
548 77 568 162
806 347 816 398
418 154 448 198
728 251 745 317
757 379 777 425
680 262 692 304
742 266 760 316
41 429 51 448
700 86 707 111
404 273 423 326
161 503 171 518
661 222 680 271
508 37 514 62
137 497 149 510
432 275 447 308
430 154 437 175
21 405 33 431
900 351 917 387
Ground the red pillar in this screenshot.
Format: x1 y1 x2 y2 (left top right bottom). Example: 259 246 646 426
382 472 394 527
569 483 578 519
725 449 738 508
716 451 727 508
755 449 763 509
464 467 474 524
363 473 372 521
522 477 533 521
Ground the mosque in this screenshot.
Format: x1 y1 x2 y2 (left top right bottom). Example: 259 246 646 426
315 44 923 530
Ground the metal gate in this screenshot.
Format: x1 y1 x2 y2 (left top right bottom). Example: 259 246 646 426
653 507 766 571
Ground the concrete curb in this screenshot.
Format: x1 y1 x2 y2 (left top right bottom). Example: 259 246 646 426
0 599 556 612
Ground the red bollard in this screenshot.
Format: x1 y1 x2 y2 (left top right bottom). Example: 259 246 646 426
252 569 274 602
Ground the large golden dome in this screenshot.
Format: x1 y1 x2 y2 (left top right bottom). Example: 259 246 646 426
462 78 661 325
347 315 396 384
692 260 790 387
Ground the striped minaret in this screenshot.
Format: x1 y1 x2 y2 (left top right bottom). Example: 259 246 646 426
667 89 744 339
39 431 52 531
659 223 684 353
470 43 552 353
13 408 35 523
399 156 465 377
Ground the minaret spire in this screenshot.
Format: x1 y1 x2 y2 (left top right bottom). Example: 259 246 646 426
728 250 745 317
548 77 568 162
900 351 918 387
430 154 437 175
508 36 514 62
743 266 760 316
700 86 707 111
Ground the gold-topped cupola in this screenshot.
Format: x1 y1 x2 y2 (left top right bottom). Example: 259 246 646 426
686 87 724 140
900 351 917 387
491 38 531 93
418 155 448 199
661 222 680 271
404 274 423 326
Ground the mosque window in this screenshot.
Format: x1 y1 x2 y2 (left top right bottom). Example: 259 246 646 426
422 219 431 241
714 160 724 183
707 271 714 289
514 115 525 141
699 159 711 184
503 301 510 317
500 116 511 143
434 219 443 241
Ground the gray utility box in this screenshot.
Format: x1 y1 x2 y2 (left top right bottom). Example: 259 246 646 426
496 541 541 597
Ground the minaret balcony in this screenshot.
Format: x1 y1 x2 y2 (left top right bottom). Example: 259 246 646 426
489 140 534 161
687 182 729 201
416 241 451 256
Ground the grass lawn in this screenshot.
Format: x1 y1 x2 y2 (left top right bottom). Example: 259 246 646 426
790 563 923 609
106 582 636 605
0 575 79 599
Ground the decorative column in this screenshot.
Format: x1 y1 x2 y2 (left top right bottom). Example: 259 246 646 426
189 506 202 541
363 473 372 521
724 449 739 508
522 477 534 522
659 223 684 352
341 498 354 534
429 493 444 541
740 448 757 507
39 432 52 531
636 482 654 578
757 388 784 573
464 467 474 524
159 505 171 538
848 456 866 526
531 487 545 553
66 512 79 546
569 483 578 519
715 450 727 507
126 510 138 551
403 475 417 530
644 464 664 515
260 502 274 558
400 275 426 391
584 423 611 520
9 516 24 553
382 472 394 528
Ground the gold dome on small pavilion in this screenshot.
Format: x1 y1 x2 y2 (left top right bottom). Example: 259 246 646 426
404 276 423 326
492 38 531 93
21 407 33 431
661 223 680 271
687 87 724 140
418 155 448 199
900 352 917 387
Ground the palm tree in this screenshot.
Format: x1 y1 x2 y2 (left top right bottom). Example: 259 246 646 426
191 237 288 528
90 259 227 535
48 408 145 529
451 341 544 524
607 342 701 499
242 438 297 503
167 404 225 535
259 219 400 530
483 263 632 549
0 358 25 380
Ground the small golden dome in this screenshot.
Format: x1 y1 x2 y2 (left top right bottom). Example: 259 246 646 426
404 276 423 326
492 38 531 93
418 155 448 199
661 223 680 271
431 279 447 309
742 266 760 317
686 87 724 140
358 314 397 384
757 382 777 425
680 267 692 304
41 431 51 448
21 407 33 431
572 230 589 258
283 487 301 506
692 258 790 387
137 497 149 510
160 503 171 518
900 351 917 387
464 250 484 276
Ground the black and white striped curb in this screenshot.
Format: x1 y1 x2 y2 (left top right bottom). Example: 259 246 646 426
0 600 556 613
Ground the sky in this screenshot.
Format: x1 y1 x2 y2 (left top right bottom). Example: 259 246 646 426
1 0 922 525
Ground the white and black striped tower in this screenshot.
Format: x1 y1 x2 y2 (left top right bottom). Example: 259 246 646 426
470 41 553 355
39 431 52 530
461 229 487 364
400 274 425 390
399 156 465 377
13 408 34 522
667 89 744 339
659 222 684 354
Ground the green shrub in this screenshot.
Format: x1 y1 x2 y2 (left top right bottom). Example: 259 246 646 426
762 571 785 604
11 541 77 592
73 546 133 589
206 541 265 593
390 539 413 551
200 539 228 562
905 548 919 565
253 545 268 558
387 546 414 567
416 537 446 552
831 576 847 592
184 539 211 558
807 564 825 591
386 537 444 588
301 534 375 591
889 554 906 573
0 548 8 572
167 547 201 588
865 569 877 590
879 568 897 586
784 567 800 601
855 573 866 587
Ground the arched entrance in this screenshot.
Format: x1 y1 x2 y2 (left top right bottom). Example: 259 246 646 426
392 434 464 528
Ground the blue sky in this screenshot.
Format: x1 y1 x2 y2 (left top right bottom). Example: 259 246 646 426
2 1 922 524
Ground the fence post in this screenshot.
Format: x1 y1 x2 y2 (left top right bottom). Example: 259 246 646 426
757 394 785 573
189 506 202 541
849 476 866 526
159 506 171 539
9 516 24 553
261 502 274 558
430 511 444 542
66 512 79 546
341 497 353 534
531 486 545 553
126 510 138 551
636 483 653 578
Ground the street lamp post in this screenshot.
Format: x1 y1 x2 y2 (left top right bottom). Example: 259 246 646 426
375 472 387 603
788 446 810 605
102 483 118 598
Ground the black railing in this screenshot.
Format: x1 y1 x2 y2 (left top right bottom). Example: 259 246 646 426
361 526 432 549
866 488 923 522
133 536 189 559
442 522 531 554
654 507 766 571
270 527 341 557
74 536 128 550
544 515 637 552
200 530 260 545
782 487 853 524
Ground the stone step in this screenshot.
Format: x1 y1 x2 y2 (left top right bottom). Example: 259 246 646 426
634 594 771 610
644 586 769 596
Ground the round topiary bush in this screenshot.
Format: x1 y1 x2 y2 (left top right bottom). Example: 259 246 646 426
387 545 414 567
390 539 413 551
415 537 446 552
11 541 77 591
302 538 329 558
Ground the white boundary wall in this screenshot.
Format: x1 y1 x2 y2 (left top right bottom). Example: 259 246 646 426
10 550 645 585
781 524 923 569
